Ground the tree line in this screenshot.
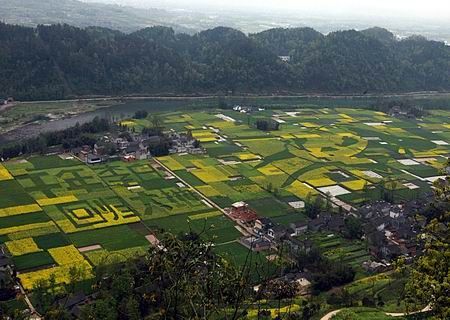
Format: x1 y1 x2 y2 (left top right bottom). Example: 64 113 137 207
0 23 449 101
0 117 111 160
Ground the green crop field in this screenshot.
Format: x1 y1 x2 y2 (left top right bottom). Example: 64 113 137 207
0 155 219 289
159 108 449 214
0 107 449 291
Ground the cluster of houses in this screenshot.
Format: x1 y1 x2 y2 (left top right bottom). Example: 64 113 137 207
167 131 206 155
71 129 206 164
73 136 152 164
388 105 425 119
0 246 19 300
226 201 345 253
359 200 425 261
232 105 265 113
278 55 291 62
2 97 14 105
226 196 431 271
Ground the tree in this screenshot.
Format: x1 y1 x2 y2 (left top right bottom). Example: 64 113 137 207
32 278 56 313
406 177 450 318
256 120 280 131
218 96 229 109
329 309 358 320
78 232 266 319
80 296 118 320
305 195 324 219
133 110 148 119
150 115 163 132
1 23 449 101
342 216 363 240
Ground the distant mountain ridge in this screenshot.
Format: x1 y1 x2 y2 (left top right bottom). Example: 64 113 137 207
0 23 449 100
0 0 194 33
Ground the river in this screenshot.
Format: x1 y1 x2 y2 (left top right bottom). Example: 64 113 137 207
0 98 217 144
1 93 449 144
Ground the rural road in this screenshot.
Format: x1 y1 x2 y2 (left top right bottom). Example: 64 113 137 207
385 304 432 317
10 91 450 105
320 309 342 320
320 304 432 320
152 158 226 215
152 158 255 239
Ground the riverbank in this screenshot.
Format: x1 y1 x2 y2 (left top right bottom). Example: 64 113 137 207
2 92 450 144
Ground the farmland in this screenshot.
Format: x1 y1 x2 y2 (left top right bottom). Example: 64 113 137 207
0 155 221 289
0 107 449 292
158 108 449 210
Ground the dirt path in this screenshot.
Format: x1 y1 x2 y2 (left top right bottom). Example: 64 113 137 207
320 304 432 320
320 309 343 320
0 102 15 112
385 304 432 317
18 282 42 319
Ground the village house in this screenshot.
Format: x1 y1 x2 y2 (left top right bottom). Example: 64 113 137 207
362 261 390 273
57 292 87 318
168 132 205 155
3 97 14 105
267 225 288 241
285 237 313 253
240 236 271 252
0 247 13 274
289 221 308 236
282 272 313 295
359 200 392 219
226 201 259 227
232 105 265 113
278 55 291 62
86 153 104 164
122 140 151 161
388 105 404 117
307 214 345 233
253 217 273 235
0 246 17 299
115 137 129 150
366 217 418 261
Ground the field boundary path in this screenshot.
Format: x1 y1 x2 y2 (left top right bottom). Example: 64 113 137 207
18 282 42 319
153 157 257 238
152 158 227 215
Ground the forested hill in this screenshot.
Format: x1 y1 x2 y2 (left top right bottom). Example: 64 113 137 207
1 23 449 101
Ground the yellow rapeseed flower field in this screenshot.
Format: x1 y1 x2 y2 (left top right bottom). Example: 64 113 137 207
0 203 42 217
72 208 90 219
257 164 285 176
18 260 93 290
158 156 185 171
37 195 78 206
49 245 86 265
191 166 228 183
5 237 42 256
196 185 221 197
119 120 137 126
234 153 261 161
286 180 318 199
306 177 336 187
0 164 13 181
342 179 368 191
0 221 56 236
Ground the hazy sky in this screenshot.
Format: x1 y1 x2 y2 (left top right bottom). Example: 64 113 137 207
96 0 450 20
